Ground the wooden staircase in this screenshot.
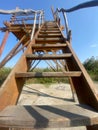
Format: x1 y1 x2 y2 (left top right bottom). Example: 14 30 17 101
0 21 98 130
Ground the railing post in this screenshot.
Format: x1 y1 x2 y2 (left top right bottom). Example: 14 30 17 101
41 11 44 24
38 12 41 29
30 12 37 41
51 6 56 21
62 11 69 39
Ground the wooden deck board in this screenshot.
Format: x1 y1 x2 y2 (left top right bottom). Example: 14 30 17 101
0 105 98 128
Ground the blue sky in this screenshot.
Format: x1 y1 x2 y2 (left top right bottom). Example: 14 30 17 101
0 0 98 67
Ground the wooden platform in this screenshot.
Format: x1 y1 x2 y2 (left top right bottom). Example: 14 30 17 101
0 104 98 129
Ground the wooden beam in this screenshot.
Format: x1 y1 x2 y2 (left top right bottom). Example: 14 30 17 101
15 71 82 78
38 33 62 38
26 53 72 60
0 34 29 68
41 28 59 31
39 30 61 34
64 41 98 110
35 37 65 44
32 43 67 51
0 31 9 56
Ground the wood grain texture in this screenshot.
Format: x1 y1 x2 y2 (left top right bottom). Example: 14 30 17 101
26 53 72 60
0 105 98 129
15 71 82 78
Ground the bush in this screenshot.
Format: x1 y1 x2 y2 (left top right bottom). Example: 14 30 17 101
26 68 69 85
83 56 98 81
0 67 11 86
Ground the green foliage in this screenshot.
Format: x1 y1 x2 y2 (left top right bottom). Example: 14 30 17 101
83 56 98 81
26 67 68 85
0 67 11 86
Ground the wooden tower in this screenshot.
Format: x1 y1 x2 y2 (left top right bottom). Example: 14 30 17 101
0 8 98 130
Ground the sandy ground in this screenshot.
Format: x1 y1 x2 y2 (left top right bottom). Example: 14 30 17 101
17 82 98 130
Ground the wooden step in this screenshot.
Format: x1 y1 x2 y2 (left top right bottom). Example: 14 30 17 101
32 43 67 50
38 33 62 38
15 71 82 78
44 22 56 24
42 25 58 28
41 28 59 31
43 24 57 27
0 104 98 128
26 53 72 60
39 30 61 34
35 38 65 44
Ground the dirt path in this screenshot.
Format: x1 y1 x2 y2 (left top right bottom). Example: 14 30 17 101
18 83 75 105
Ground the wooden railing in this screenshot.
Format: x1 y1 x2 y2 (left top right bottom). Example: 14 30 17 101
0 8 44 67
51 7 71 43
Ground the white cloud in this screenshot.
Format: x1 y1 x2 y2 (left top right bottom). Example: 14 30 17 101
90 43 98 48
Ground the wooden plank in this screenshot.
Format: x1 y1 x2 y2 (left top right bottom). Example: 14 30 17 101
0 127 9 130
36 38 64 44
26 53 72 60
32 43 67 50
42 25 58 28
36 38 65 44
0 105 98 128
39 30 61 34
32 43 67 52
36 38 64 42
38 33 62 38
15 71 82 78
41 28 59 31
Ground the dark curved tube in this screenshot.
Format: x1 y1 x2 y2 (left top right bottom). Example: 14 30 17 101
66 0 98 12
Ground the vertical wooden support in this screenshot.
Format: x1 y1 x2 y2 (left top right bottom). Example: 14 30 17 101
51 6 56 21
0 30 9 56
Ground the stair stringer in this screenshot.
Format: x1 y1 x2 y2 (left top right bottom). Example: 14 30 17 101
0 23 44 111
64 41 98 110
55 21 98 110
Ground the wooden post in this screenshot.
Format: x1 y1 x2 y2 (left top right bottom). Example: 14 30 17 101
31 13 37 41
0 31 9 56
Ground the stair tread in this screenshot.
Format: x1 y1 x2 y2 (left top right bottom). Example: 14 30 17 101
36 38 65 44
15 71 82 78
0 104 98 128
32 43 67 51
39 30 61 33
36 37 64 39
41 28 59 31
43 25 57 27
38 33 62 37
32 43 67 49
26 53 72 60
